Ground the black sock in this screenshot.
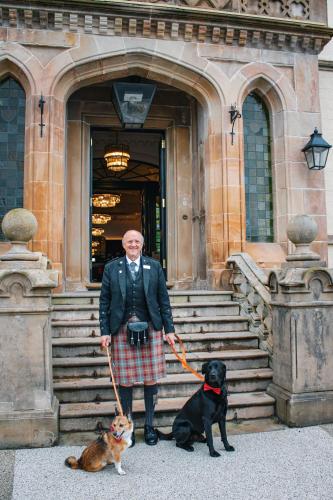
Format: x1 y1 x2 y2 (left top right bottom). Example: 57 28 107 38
119 386 133 417
144 384 158 427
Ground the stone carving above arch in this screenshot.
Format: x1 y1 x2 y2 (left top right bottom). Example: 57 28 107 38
0 56 36 97
233 62 297 112
52 49 225 116
0 3 328 54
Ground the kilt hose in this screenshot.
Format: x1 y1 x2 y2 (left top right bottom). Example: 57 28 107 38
111 323 166 385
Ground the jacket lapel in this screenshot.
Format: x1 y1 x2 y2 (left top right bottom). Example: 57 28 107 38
118 259 126 301
142 256 150 298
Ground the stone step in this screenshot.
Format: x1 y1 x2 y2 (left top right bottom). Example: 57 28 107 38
52 290 234 306
53 349 269 378
52 331 258 357
59 392 275 431
51 315 249 338
51 302 240 320
54 368 273 403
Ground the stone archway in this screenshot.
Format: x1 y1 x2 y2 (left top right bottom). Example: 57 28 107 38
49 49 225 290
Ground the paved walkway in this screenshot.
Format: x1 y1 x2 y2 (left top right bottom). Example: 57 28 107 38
1 425 333 500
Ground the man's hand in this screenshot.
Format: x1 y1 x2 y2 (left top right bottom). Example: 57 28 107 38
100 335 111 349
165 333 176 346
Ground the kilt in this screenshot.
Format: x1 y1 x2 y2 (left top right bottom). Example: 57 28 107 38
111 323 166 385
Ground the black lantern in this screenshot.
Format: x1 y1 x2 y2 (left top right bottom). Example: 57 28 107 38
302 128 332 170
112 82 156 128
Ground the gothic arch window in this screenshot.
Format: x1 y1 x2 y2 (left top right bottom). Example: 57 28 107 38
0 77 25 240
243 92 273 242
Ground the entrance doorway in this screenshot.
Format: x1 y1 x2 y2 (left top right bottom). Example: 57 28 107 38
90 128 166 282
65 75 204 291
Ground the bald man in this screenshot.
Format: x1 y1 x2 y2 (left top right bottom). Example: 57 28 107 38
100 230 175 446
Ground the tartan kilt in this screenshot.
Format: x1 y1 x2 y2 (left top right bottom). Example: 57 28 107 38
111 323 166 385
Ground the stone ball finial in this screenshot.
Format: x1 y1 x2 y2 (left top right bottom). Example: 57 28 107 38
287 214 318 245
1 208 38 243
286 214 320 263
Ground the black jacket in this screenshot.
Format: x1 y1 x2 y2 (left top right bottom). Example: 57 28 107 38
99 256 175 336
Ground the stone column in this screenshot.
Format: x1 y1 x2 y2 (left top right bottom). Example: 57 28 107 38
0 209 59 448
267 215 333 426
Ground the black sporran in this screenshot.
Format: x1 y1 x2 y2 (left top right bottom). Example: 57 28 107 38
127 321 149 347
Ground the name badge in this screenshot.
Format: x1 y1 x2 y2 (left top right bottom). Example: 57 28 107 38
143 264 151 269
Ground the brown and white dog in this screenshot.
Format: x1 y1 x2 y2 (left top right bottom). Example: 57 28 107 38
65 414 133 474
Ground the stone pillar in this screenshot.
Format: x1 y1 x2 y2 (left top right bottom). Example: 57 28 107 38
267 215 333 426
0 209 59 448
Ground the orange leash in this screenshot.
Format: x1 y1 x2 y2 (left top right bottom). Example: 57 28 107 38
105 346 124 416
169 334 204 382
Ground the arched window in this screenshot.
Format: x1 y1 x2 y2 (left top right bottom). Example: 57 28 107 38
243 93 273 243
0 77 25 240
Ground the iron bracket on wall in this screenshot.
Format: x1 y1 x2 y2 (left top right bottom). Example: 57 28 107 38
38 94 45 137
229 104 241 145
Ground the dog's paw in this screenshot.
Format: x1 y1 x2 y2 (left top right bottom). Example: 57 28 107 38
117 469 126 475
209 450 221 458
225 445 235 452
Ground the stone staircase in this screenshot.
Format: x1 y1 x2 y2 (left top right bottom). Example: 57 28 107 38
51 290 275 436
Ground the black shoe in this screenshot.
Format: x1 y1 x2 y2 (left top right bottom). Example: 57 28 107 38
144 425 158 446
129 430 135 448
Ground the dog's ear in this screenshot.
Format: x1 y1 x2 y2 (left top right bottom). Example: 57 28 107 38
124 411 132 422
201 362 209 374
220 363 227 385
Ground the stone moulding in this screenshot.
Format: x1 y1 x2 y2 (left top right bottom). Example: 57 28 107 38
0 1 331 54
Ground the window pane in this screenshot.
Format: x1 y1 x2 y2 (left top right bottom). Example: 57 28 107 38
243 93 273 243
0 78 25 241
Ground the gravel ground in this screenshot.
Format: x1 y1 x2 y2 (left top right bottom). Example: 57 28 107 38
8 426 333 500
0 450 15 500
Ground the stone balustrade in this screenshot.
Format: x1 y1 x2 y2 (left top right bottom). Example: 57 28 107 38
224 252 273 358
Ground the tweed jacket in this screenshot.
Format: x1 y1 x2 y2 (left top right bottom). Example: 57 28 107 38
99 255 175 336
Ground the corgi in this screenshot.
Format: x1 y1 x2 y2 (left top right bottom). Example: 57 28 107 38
65 414 133 474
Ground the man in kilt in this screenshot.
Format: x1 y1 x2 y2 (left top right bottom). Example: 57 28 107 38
100 229 176 446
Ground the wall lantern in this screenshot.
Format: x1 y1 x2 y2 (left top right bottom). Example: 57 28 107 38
112 82 157 128
302 128 332 170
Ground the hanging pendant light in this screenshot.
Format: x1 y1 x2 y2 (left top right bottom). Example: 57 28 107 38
92 193 121 208
92 214 112 225
104 144 130 172
92 227 104 237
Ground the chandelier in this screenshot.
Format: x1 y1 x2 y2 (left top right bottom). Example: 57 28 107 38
92 193 121 208
92 227 104 237
104 144 130 172
92 214 112 225
91 241 100 248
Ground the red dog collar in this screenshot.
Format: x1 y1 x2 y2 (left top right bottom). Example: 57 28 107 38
203 383 221 395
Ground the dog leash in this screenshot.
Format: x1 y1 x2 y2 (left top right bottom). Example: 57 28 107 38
105 346 124 416
169 334 204 382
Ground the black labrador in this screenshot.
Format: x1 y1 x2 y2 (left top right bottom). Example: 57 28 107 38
158 360 235 457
